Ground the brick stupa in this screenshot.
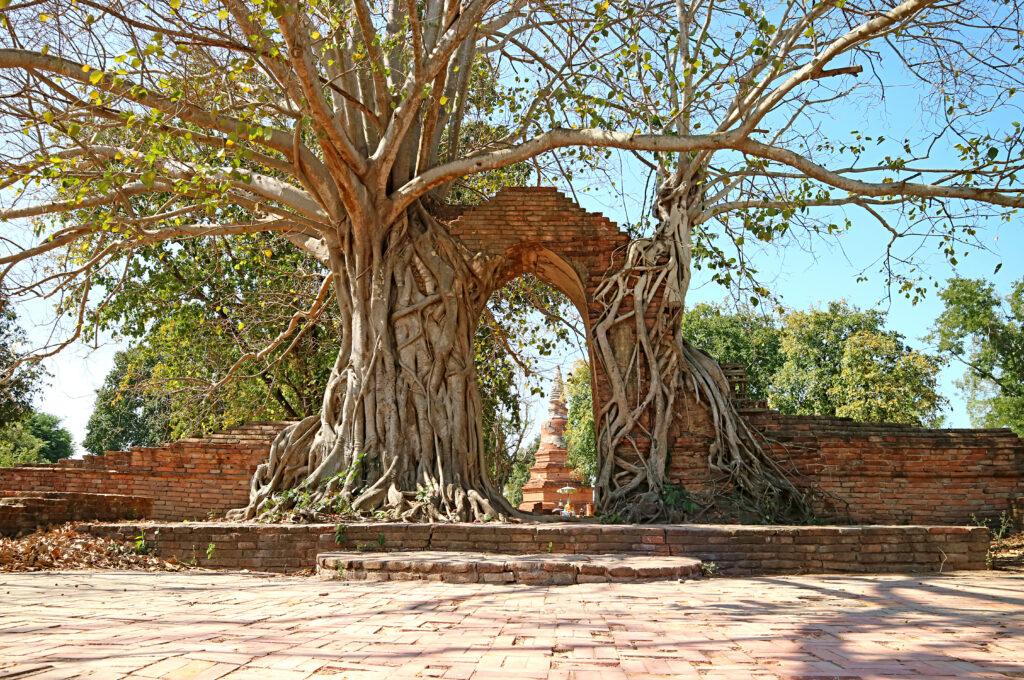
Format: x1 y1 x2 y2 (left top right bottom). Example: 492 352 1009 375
519 367 594 514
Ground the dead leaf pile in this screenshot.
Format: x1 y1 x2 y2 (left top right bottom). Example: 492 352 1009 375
0 523 188 572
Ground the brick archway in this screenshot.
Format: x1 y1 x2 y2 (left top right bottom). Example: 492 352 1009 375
447 186 628 324
447 187 723 501
446 187 715 499
447 186 632 437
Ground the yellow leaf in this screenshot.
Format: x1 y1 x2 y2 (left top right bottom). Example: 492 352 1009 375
81 64 91 73
264 249 273 257
311 31 320 39
439 96 448 106
89 70 103 84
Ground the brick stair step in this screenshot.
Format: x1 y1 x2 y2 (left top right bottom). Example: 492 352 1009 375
316 551 703 585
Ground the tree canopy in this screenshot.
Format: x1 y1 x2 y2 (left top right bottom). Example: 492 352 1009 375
0 411 73 467
0 296 45 427
769 301 945 426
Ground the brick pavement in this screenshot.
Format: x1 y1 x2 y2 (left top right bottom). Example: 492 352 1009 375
0 571 1021 679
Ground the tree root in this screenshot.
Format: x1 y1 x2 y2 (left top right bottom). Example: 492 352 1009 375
591 190 817 525
228 413 526 524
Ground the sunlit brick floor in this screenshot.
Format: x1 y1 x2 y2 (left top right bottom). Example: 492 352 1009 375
0 571 1022 679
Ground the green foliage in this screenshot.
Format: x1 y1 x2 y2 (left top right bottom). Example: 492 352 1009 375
83 349 172 455
87 234 338 439
333 524 348 545
132 534 152 556
769 302 890 417
502 435 538 508
769 301 945 427
972 512 1015 540
681 303 783 402
832 331 944 428
564 361 597 484
662 483 699 515
0 297 46 428
929 277 1024 435
22 412 73 463
502 432 538 508
0 412 73 467
0 420 45 467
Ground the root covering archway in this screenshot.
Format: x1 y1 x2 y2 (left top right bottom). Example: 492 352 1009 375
231 188 727 522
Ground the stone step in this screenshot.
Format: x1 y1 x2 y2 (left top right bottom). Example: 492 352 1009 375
316 551 703 585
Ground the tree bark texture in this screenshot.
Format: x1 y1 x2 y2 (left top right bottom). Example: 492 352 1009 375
229 205 515 522
591 189 812 523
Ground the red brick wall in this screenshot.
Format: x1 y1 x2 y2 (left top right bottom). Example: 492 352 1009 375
753 412 1024 525
81 521 989 574
667 408 1024 526
0 423 283 521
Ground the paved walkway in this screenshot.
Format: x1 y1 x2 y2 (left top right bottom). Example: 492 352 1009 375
0 571 1022 679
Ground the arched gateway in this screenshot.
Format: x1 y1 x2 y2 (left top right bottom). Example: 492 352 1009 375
446 187 720 506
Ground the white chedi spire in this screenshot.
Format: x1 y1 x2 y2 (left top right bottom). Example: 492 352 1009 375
549 366 565 407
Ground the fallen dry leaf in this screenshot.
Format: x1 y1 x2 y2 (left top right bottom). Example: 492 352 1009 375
0 523 191 573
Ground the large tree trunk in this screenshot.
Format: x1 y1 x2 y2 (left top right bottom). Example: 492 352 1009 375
229 204 515 522
591 188 812 523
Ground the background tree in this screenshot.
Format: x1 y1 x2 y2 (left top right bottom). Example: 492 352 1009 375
929 277 1024 435
0 411 73 466
501 435 538 508
83 349 173 456
3 0 1024 522
0 420 45 467
0 296 45 427
23 412 73 463
769 301 945 426
564 360 597 486
680 303 783 403
830 330 944 426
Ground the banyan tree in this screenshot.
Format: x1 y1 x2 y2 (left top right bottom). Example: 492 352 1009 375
2 0 1024 521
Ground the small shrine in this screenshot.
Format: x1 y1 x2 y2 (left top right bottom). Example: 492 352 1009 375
519 367 594 515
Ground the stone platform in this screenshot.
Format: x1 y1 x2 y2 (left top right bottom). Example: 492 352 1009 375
0 491 151 537
317 551 703 584
79 520 990 575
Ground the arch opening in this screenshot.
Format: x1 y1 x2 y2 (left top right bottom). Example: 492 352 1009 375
473 246 599 516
